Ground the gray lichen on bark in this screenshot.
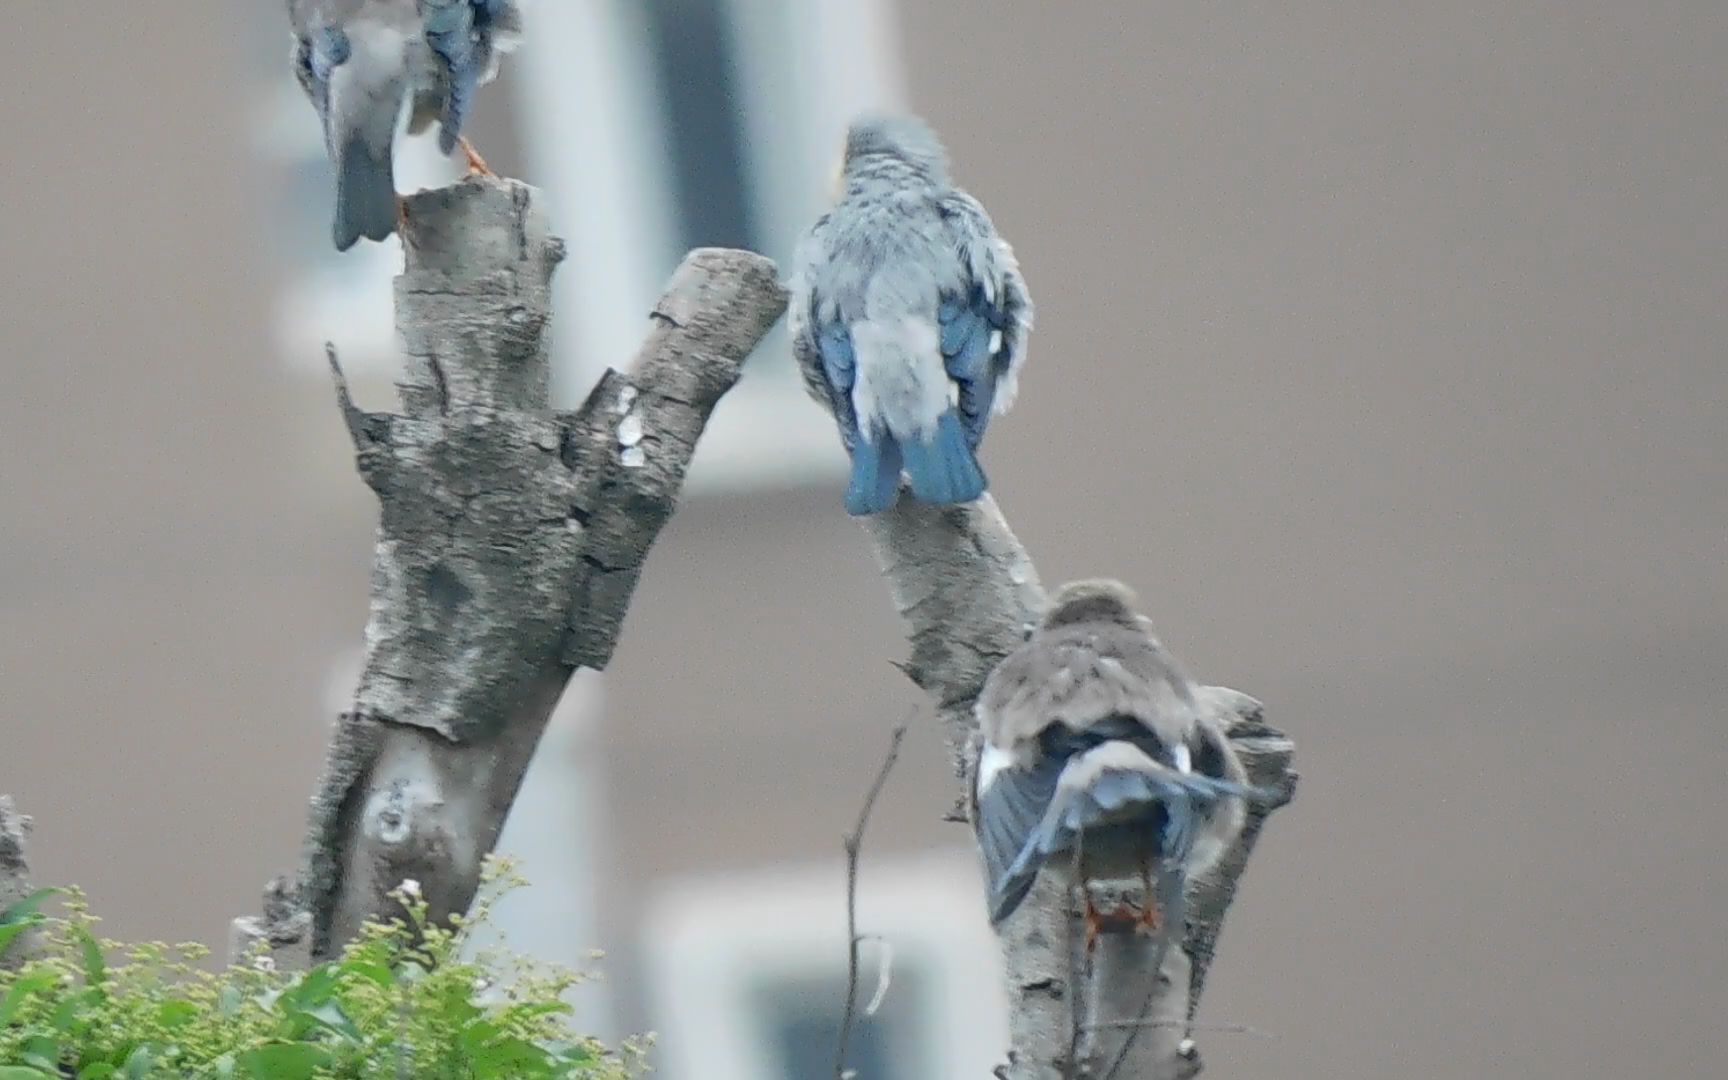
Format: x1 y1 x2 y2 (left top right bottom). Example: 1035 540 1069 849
235 177 786 962
859 496 1297 1079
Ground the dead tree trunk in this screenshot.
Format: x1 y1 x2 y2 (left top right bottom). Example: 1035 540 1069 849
860 498 1297 1079
44 171 1291 1078
232 178 786 963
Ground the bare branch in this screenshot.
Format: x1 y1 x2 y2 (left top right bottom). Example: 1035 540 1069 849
235 178 787 963
835 720 909 1079
858 496 1296 1079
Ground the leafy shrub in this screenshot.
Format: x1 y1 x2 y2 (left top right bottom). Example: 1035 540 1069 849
0 865 643 1078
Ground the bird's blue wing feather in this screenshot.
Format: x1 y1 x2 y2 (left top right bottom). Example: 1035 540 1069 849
811 307 861 447
938 282 1007 447
976 753 1066 924
992 765 1270 926
938 192 1033 448
790 221 864 452
296 25 351 136
421 0 513 153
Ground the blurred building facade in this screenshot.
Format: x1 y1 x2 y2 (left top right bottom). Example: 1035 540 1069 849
2 3 1725 1078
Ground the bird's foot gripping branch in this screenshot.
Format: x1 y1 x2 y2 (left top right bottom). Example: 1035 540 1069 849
859 498 1297 1080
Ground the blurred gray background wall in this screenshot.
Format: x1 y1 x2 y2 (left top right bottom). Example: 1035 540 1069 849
1 3 1724 1077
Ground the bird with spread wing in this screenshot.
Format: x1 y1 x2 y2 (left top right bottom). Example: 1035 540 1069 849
972 579 1268 954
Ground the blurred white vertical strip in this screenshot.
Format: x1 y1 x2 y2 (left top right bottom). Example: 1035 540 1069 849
515 0 678 404
726 0 910 261
674 0 906 493
644 851 1009 1079
458 672 616 1040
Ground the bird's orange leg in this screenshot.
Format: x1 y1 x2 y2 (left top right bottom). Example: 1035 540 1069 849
1084 895 1104 956
458 136 495 178
1135 863 1163 935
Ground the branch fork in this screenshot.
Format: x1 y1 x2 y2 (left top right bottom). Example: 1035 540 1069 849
235 177 787 963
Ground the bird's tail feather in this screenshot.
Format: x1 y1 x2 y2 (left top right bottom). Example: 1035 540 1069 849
1011 768 1271 882
901 409 986 506
844 432 904 516
333 133 398 251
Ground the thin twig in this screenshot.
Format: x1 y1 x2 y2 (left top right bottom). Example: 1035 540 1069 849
1086 1019 1273 1038
835 719 910 1079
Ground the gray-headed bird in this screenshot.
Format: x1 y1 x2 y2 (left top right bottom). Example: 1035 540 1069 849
790 114 1033 516
287 0 524 250
972 580 1264 951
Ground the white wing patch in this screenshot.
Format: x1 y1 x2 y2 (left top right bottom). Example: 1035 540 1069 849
976 743 1017 795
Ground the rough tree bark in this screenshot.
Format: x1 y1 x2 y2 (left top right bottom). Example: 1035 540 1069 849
231 178 787 963
859 498 1297 1080
22 168 1290 1078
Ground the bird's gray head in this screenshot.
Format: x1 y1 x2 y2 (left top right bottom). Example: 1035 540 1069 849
842 113 951 185
1042 579 1142 630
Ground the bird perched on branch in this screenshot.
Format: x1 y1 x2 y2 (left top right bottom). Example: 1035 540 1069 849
287 0 524 250
790 114 1033 516
972 580 1265 952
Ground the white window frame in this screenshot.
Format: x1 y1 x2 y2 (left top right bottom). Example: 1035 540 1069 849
643 849 1010 1079
514 0 911 494
252 78 463 376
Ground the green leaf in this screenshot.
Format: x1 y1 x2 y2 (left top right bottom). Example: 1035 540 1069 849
0 1068 54 1080
295 1000 361 1044
193 1053 236 1080
503 1000 574 1023
155 999 199 1028
552 1041 598 1066
467 1035 552 1080
49 986 104 1033
0 919 42 955
76 1064 117 1079
277 965 338 1009
459 1019 500 1048
234 1042 331 1080
120 1044 157 1080
330 960 394 988
0 889 61 926
19 1034 60 1072
71 926 107 986
216 985 244 1017
0 968 60 1027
